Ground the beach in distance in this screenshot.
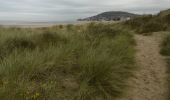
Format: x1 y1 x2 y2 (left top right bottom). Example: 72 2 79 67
0 20 118 28
0 7 170 100
0 0 170 99
0 21 90 28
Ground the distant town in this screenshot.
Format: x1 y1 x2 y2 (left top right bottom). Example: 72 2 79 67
78 11 139 21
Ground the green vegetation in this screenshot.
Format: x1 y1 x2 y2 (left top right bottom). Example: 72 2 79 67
124 9 170 34
0 23 136 100
160 33 170 99
126 8 170 99
167 58 170 99
160 34 170 56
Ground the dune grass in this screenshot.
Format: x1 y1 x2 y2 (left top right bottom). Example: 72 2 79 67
124 9 170 34
0 23 136 100
160 33 170 99
167 58 170 99
160 34 170 56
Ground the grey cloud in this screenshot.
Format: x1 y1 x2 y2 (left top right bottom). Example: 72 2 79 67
0 0 170 21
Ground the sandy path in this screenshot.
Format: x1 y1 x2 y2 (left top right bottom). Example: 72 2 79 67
118 34 168 100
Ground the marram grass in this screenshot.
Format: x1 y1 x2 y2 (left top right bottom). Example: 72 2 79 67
0 23 136 100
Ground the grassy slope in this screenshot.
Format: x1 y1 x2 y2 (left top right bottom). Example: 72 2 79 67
0 23 136 100
124 9 170 34
160 33 170 99
168 58 170 99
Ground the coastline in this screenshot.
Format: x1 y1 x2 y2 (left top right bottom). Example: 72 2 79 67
0 21 91 28
0 21 118 28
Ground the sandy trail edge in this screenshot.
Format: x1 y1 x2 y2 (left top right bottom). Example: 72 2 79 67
117 34 168 100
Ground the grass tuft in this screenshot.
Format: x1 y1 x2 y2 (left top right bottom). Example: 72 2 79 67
160 34 170 56
0 23 135 100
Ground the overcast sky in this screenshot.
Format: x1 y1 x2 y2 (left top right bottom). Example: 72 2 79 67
0 0 170 21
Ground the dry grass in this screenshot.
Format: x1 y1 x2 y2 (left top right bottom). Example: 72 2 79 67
0 23 136 100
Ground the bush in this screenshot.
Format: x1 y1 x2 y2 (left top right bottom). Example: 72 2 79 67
160 33 170 99
86 23 121 37
124 15 153 30
66 24 74 31
164 14 170 24
32 31 67 47
58 25 64 29
124 12 170 34
0 37 36 59
4 37 35 50
138 21 167 33
167 58 170 99
160 34 170 56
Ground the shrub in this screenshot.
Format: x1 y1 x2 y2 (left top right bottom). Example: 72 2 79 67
160 34 170 56
124 15 153 30
124 12 170 33
0 37 36 59
164 14 170 24
86 23 120 37
138 21 167 33
32 31 67 47
4 37 35 50
160 33 170 99
58 25 64 29
66 24 74 31
167 58 170 99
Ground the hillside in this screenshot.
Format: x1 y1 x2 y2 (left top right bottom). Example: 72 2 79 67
124 9 170 33
78 11 139 21
158 9 170 17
